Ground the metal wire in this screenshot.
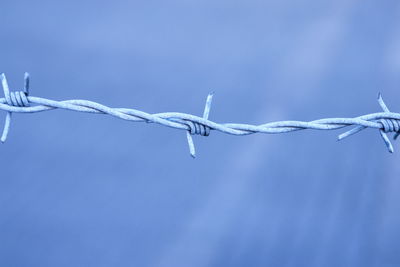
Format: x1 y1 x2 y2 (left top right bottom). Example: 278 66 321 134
1 73 399 157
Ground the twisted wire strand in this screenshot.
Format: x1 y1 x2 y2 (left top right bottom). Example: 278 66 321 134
1 73 399 157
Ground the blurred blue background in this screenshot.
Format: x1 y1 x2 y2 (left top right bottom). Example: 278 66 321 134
1 0 400 266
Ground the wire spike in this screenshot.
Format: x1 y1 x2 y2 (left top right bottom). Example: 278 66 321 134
186 131 196 158
337 125 365 141
1 73 12 143
379 129 394 153
24 72 30 95
1 73 10 103
378 93 390 112
203 92 213 119
1 112 12 143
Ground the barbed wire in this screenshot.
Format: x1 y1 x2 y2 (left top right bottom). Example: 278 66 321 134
1 73 399 157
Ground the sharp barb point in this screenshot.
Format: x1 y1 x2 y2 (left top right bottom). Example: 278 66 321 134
377 93 390 113
186 131 196 157
24 72 30 95
379 130 394 153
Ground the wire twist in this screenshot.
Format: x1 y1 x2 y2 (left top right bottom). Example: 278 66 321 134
1 73 399 157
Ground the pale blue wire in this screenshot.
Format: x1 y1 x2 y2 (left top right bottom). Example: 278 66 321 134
1 73 400 157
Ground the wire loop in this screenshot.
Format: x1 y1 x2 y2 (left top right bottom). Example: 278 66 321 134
379 119 400 133
184 120 210 136
7 91 30 107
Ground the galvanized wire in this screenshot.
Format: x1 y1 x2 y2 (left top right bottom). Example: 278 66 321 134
1 73 399 157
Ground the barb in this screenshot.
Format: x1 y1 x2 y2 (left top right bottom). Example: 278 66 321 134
1 73 399 156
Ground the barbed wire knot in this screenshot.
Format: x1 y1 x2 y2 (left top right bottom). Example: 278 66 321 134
184 120 211 136
338 93 400 153
185 93 213 158
0 72 30 143
379 119 400 134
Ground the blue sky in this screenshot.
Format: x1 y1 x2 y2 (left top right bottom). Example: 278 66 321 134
1 0 400 266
